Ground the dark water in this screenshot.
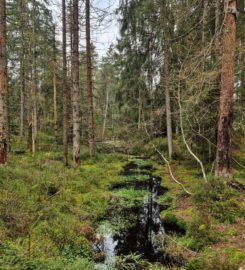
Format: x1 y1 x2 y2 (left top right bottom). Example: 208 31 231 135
95 159 174 267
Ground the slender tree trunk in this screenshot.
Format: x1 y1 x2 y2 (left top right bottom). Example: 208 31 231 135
162 0 173 158
62 0 68 165
71 0 80 165
215 0 220 34
20 0 26 138
0 0 8 164
138 88 141 129
53 25 58 142
86 0 95 158
102 77 109 140
30 2 37 153
20 58 25 137
202 0 208 43
215 0 237 180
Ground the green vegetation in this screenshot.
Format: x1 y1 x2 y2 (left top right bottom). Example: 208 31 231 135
119 174 150 184
193 177 244 223
1 0 244 268
0 150 126 269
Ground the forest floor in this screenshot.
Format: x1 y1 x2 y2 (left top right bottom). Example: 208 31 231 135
0 139 244 270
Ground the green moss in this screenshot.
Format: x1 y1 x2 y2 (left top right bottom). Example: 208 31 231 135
0 151 126 265
186 258 206 270
155 193 173 208
186 213 218 250
192 177 244 223
119 174 150 183
161 211 187 234
129 158 154 167
111 188 150 208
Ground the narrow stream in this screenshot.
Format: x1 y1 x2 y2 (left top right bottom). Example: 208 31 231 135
95 159 170 268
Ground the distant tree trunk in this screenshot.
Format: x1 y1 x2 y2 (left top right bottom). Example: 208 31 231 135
86 0 95 158
31 2 37 153
162 0 173 158
138 88 141 129
215 0 237 180
202 0 208 43
215 0 220 34
20 0 26 138
102 74 109 140
62 0 68 165
52 25 58 142
71 0 80 165
0 0 8 164
20 54 25 137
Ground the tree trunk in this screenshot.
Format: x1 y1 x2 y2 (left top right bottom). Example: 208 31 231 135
0 0 8 164
71 0 80 165
102 75 109 140
162 0 173 159
86 0 95 158
215 0 220 34
20 0 26 138
20 57 25 137
215 0 237 180
202 0 208 43
62 0 68 165
53 25 58 142
30 2 37 153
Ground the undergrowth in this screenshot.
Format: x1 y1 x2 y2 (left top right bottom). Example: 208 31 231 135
0 150 127 269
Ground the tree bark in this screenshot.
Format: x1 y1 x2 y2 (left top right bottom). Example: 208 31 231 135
62 0 68 165
162 0 173 159
215 0 237 180
71 0 80 165
202 0 208 43
20 54 25 137
102 73 109 140
86 0 95 158
30 2 37 153
53 25 58 142
0 0 8 164
215 0 220 34
20 0 26 138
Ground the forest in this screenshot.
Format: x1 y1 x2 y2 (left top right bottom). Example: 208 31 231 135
0 0 244 269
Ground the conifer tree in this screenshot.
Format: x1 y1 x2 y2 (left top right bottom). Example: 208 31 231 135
0 0 7 164
86 0 95 158
71 0 80 165
215 0 238 180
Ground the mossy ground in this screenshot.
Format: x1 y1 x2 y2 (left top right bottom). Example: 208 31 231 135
0 148 128 269
153 149 245 269
1 138 244 270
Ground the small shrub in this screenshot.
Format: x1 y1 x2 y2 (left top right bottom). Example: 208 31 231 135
186 213 217 250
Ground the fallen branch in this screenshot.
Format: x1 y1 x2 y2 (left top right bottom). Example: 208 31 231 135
177 83 207 183
144 124 192 195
